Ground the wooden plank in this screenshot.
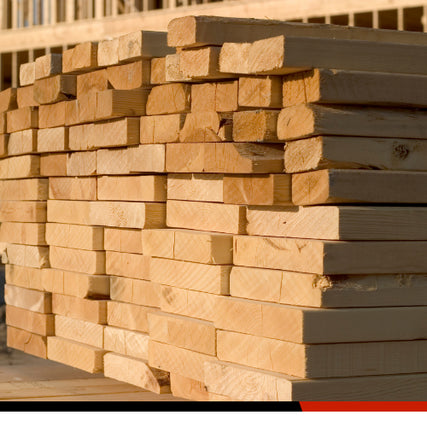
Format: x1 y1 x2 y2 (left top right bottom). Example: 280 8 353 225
246 205 427 240
76 69 109 98
234 235 427 275
104 228 142 254
40 153 68 176
165 53 191 83
7 129 37 155
223 174 292 205
38 101 67 129
0 112 6 134
233 110 279 142
142 228 233 265
47 336 106 373
239 76 282 108
0 157 41 185
146 83 191 115
107 301 156 333
97 147 130 175
151 258 230 295
92 117 140 148
5 264 45 292
4 284 51 313
52 293 107 324
0 134 7 157
118 30 172 62
47 200 91 225
205 361 427 401
179 112 232 142
55 315 104 348
7 326 47 359
215 296 427 344
97 175 166 202
6 107 38 133
49 177 97 200
62 42 98 74
149 340 216 383
67 151 97 176
20 62 36 87
104 353 170 394
0 200 46 222
167 174 224 202
150 58 166 85
103 326 149 359
37 127 69 152
167 200 246 234
160 285 217 322
0 222 46 246
128 144 166 173
64 100 81 126
68 123 94 151
170 373 209 401
220 42 251 75
216 81 238 112
97 38 119 67
191 83 216 112
106 251 150 280
217 330 427 379
34 75 76 104
6 244 49 268
17 85 38 108
293 169 427 205
110 276 159 308
46 223 103 250
35 53 62 79
140 114 185 144
49 246 105 275
107 60 151 90
277 104 427 141
148 312 216 355
0 87 17 112
166 143 283 174
6 305 54 336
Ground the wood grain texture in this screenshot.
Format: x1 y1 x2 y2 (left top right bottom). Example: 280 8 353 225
0 178 48 201
179 112 232 142
55 315 104 348
0 155 39 179
4 284 51 313
170 373 209 401
6 107 38 133
49 177 97 201
37 127 69 152
107 301 157 333
40 153 67 177
106 251 150 280
118 30 172 61
6 244 49 268
20 62 36 86
103 326 149 359
104 228 142 254
0 88 17 112
5 264 45 292
107 60 151 90
38 101 66 129
239 76 282 108
0 222 46 246
34 75 76 104
140 114 185 144
49 246 105 275
16 85 37 108
167 174 224 202
35 54 62 79
62 42 98 74
110 276 159 308
129 144 166 173
0 201 46 223
46 223 104 250
6 305 54 336
233 110 279 142
7 326 47 359
146 83 191 115
7 129 37 156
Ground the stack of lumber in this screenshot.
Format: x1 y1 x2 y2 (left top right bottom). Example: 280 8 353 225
2 15 427 401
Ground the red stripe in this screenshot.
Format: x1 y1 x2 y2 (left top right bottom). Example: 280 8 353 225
300 402 427 411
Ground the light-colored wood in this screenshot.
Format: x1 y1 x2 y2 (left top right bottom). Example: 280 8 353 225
6 244 49 268
35 53 62 79
0 134 7 157
98 175 166 202
0 201 46 223
167 174 224 202
191 83 216 112
148 312 216 355
170 373 209 401
19 62 36 87
110 276 160 308
34 75 76 104
151 257 230 295
7 129 37 155
107 300 156 333
0 88 17 112
68 123 95 151
6 305 54 336
38 101 67 129
0 112 6 133
107 60 151 90
277 104 427 141
234 234 427 274
118 30 172 62
92 117 140 149
239 76 282 108
67 151 97 176
166 142 284 174
167 200 246 234
16 85 38 108
0 155 39 179
219 42 251 75
7 326 47 359
55 315 104 348
149 340 216 383
142 228 233 265
62 42 98 74
52 293 107 324
40 153 68 176
164 53 191 83
146 83 191 115
215 296 427 344
76 69 109 98
179 112 232 142
49 177 97 201
216 81 238 112
103 326 149 359
47 336 106 373
140 114 185 144
106 251 150 280
37 127 69 152
150 57 166 85
160 285 217 322
293 169 427 205
97 38 119 67
5 264 45 292
104 353 170 394
204 361 427 401
49 246 105 275
104 228 142 254
0 222 45 246
4 284 51 313
76 92 97 124
64 99 81 126
46 223 103 250
233 110 279 142
95 89 148 121
223 174 292 205
129 144 166 173
6 107 38 133
47 200 91 225
97 147 130 175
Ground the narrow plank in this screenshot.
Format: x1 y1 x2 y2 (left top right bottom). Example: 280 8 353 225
107 300 156 333
220 42 251 74
165 53 191 83
104 228 142 254
4 284 51 313
166 143 284 174
104 353 170 394
140 114 185 144
55 315 104 348
107 60 151 90
179 112 232 142
62 42 98 74
6 305 54 336
129 144 166 173
233 110 279 142
103 326 149 359
148 312 216 355
167 174 224 202
68 123 94 151
49 177 97 200
150 57 166 85
0 87 17 112
46 223 103 250
167 200 246 234
170 373 209 401
0 222 46 246
97 147 130 175
34 75 76 104
0 155 39 179
0 134 7 157
6 107 38 133
40 153 67 176
35 53 62 79
106 251 150 280
47 200 91 225
239 76 282 108
19 62 36 86
97 38 119 67
91 117 140 148
49 246 105 275
215 296 427 344
17 85 38 108
141 229 175 259
110 276 160 308
0 201 46 223
37 127 69 152
7 326 47 359
76 69 109 98
38 101 67 129
7 129 37 155
118 30 172 61
6 244 49 268
146 83 191 115
52 293 107 324
67 151 97 176
0 178 48 200
47 336 105 373
292 169 427 205
191 83 216 112
216 81 239 112
75 92 97 124
5 264 45 292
